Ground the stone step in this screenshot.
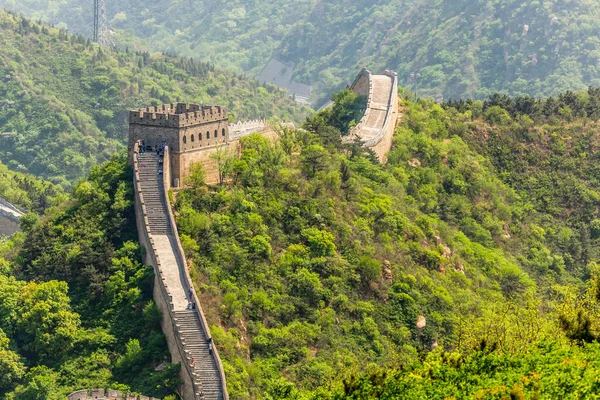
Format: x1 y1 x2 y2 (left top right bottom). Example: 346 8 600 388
185 347 212 352
178 326 203 331
181 334 208 339
136 156 228 397
180 330 207 335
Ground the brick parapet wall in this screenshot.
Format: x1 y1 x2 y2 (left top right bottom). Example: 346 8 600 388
228 119 268 140
67 388 159 400
0 197 24 215
0 197 25 222
0 208 21 223
348 68 373 135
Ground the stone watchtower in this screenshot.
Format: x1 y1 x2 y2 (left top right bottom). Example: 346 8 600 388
128 103 230 187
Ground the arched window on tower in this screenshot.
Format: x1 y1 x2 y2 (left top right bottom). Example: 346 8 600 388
207 131 210 142
191 134 195 142
222 128 226 137
183 135 187 144
214 130 218 138
199 132 202 140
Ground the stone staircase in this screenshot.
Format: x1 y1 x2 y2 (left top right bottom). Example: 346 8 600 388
137 153 170 235
135 150 226 400
174 310 223 399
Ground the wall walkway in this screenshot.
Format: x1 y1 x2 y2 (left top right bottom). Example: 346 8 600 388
0 197 24 236
132 143 228 400
0 197 24 221
344 68 399 163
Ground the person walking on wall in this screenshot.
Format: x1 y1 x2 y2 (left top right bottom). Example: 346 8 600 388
207 337 213 354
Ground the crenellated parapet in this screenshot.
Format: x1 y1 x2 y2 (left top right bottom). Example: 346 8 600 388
228 119 268 140
0 197 24 221
129 104 228 128
67 389 160 400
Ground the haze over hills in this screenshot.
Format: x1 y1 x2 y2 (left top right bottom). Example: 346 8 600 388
2 0 600 103
0 9 310 187
4 1 600 399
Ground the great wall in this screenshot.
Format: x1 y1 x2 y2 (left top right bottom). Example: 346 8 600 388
98 68 399 400
344 68 399 163
0 197 24 236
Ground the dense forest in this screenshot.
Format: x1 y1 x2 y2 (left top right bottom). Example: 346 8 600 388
0 161 65 213
0 156 180 399
4 5 600 397
4 83 600 397
324 88 600 399
2 0 600 103
0 10 310 188
167 87 600 398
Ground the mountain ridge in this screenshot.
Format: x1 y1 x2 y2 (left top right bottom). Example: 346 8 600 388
1 0 599 103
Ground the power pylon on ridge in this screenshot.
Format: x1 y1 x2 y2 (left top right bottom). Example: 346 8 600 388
93 0 109 46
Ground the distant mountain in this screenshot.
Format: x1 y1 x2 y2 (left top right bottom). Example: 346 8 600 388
0 10 310 187
2 0 600 103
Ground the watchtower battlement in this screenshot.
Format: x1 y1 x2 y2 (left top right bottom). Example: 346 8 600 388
129 103 228 128
128 103 231 188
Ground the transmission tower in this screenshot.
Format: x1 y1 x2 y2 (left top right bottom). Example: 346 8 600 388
93 0 109 46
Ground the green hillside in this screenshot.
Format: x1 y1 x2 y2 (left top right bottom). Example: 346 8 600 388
0 10 311 188
0 161 65 214
0 156 180 399
2 0 600 103
3 86 600 398
162 87 600 398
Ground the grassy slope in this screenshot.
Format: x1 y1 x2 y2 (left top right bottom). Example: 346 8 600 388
0 10 311 187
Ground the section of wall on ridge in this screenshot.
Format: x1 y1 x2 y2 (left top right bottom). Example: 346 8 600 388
131 145 196 399
345 68 398 163
0 198 24 236
132 143 229 399
67 388 160 400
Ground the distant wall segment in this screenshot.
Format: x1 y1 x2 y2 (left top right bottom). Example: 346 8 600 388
0 197 24 236
344 68 399 163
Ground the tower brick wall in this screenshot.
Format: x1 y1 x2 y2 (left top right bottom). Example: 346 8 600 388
128 103 230 187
